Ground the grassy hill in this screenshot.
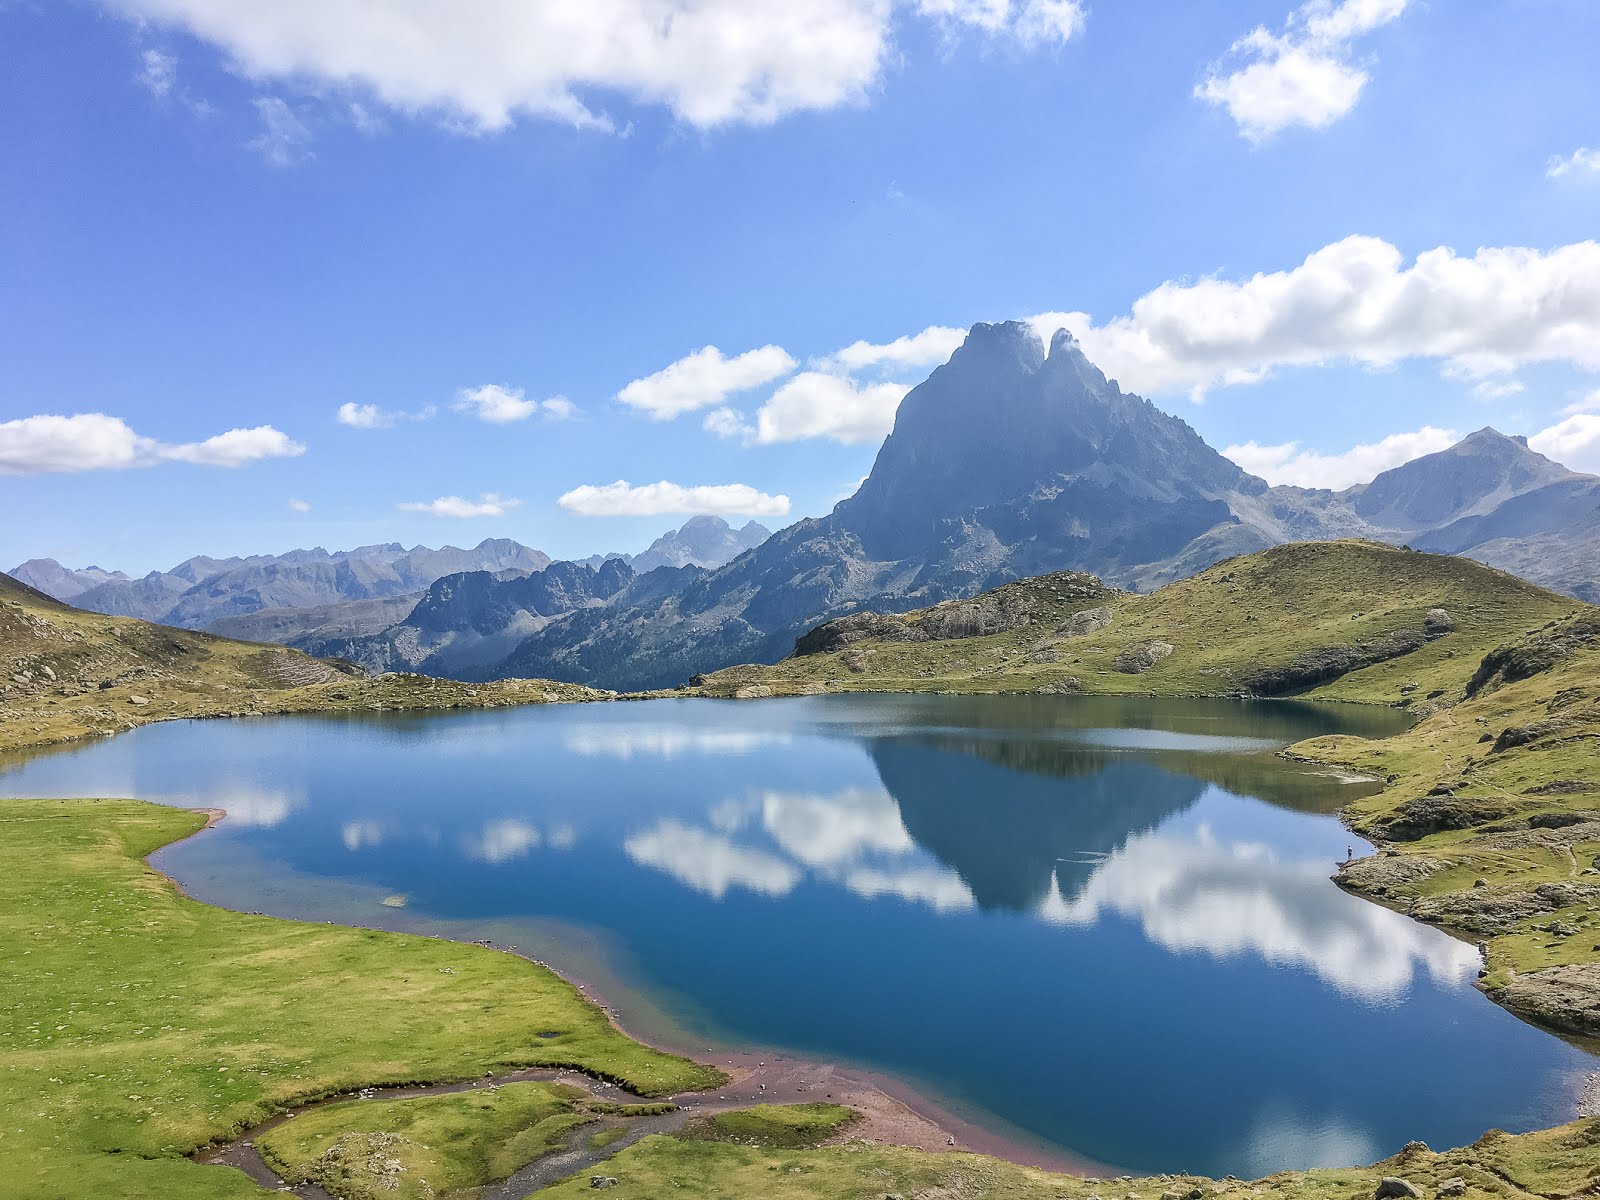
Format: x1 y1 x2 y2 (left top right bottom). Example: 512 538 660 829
0 571 606 755
697 541 1580 707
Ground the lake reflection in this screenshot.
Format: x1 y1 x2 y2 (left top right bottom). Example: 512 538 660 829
0 694 1589 1176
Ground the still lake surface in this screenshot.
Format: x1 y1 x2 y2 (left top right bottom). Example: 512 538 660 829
2 694 1592 1176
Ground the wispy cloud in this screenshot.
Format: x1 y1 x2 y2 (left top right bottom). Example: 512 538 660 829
397 493 522 518
557 480 790 518
336 401 437 430
617 345 797 420
1548 147 1600 180
453 384 575 424
247 96 313 166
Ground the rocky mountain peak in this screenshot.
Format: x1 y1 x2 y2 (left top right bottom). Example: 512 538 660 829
836 320 1250 560
1349 425 1578 531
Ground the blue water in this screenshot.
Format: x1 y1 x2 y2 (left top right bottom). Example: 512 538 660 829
0 694 1590 1177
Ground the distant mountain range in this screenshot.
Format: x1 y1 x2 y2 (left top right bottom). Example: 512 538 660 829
16 323 1598 691
10 516 772 651
331 322 1596 692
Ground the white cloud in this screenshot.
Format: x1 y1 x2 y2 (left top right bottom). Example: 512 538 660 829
624 820 800 899
701 406 754 439
1530 413 1600 474
165 425 307 466
617 345 797 420
1224 426 1458 490
1468 379 1524 402
0 413 305 475
1036 237 1600 399
137 48 177 96
541 395 578 421
101 1 1082 134
247 95 313 166
334 400 440 429
453 384 571 424
753 372 911 445
1548 147 1600 180
398 492 521 518
557 480 790 518
1563 389 1600 416
914 0 1085 45
287 497 312 512
822 325 966 374
1196 0 1410 141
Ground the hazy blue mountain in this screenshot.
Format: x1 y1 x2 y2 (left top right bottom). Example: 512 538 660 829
11 539 552 630
630 515 771 572
8 559 128 600
1346 428 1579 531
305 558 635 678
573 516 771 573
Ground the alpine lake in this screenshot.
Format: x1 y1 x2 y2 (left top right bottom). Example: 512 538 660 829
1 693 1592 1178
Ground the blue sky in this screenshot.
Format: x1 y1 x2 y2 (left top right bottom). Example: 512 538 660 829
2 0 1598 574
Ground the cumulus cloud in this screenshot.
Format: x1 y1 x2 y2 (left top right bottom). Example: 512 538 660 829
1196 0 1411 141
453 384 574 424
247 95 313 166
0 413 305 475
1548 147 1600 180
287 497 312 512
101 1 1084 134
821 325 966 374
618 345 797 420
1224 426 1460 490
701 406 754 439
752 372 911 445
1031 236 1600 399
557 480 790 518
1530 414 1600 474
397 492 521 518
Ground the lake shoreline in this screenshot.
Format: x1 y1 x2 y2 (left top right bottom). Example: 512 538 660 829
162 802 1118 1181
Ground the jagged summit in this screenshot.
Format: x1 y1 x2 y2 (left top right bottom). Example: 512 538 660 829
837 320 1253 560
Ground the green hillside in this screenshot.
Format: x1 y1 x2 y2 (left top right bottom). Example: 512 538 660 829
698 541 1580 706
0 571 603 755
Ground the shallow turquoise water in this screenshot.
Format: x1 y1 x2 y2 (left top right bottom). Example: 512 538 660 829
1 693 1591 1176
